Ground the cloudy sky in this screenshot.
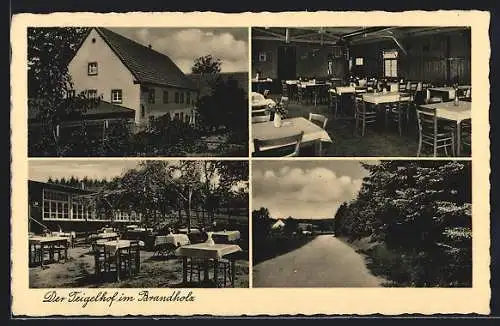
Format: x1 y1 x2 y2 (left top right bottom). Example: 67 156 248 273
29 160 141 182
109 27 248 74
252 161 373 220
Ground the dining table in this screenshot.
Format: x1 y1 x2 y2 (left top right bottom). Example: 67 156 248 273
299 82 330 107
29 236 69 267
419 100 472 156
212 230 241 243
251 116 333 156
177 243 242 287
103 239 140 281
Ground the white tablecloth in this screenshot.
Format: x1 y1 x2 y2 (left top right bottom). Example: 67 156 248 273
252 78 273 83
419 101 472 122
29 236 69 244
362 92 411 105
155 234 190 247
176 243 242 260
104 240 132 253
251 117 333 153
212 231 241 242
97 232 119 240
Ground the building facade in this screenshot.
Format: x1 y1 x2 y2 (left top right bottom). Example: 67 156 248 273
28 180 142 234
67 27 199 128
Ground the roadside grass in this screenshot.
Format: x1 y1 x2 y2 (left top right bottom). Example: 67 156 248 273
253 233 316 265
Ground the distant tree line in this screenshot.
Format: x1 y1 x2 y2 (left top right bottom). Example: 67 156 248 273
333 161 472 287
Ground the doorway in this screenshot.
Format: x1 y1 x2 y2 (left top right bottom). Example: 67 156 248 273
277 46 297 81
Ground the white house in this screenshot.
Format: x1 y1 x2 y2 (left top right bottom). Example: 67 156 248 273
67 27 199 128
271 219 285 230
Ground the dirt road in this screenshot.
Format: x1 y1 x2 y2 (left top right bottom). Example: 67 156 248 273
253 235 385 287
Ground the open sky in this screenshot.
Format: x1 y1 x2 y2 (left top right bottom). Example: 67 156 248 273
252 161 375 220
29 160 142 182
109 27 248 74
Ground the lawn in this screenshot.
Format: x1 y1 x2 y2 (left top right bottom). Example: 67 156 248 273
29 246 249 288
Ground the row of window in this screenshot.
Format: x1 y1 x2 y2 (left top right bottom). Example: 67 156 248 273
41 189 142 222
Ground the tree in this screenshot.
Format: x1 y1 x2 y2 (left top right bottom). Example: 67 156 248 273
191 54 222 74
28 27 104 156
335 161 472 286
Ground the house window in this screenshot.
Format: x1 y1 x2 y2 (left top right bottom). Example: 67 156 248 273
163 90 169 104
355 57 364 65
42 189 70 220
180 112 184 122
258 52 267 62
186 92 191 105
175 92 179 104
87 89 97 99
88 62 98 75
180 92 184 104
111 89 122 103
383 50 398 77
148 89 155 104
174 112 180 120
141 105 146 118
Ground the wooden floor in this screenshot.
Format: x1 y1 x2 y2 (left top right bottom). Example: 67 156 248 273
266 94 470 157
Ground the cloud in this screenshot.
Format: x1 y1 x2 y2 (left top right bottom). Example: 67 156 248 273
252 166 363 219
134 28 248 73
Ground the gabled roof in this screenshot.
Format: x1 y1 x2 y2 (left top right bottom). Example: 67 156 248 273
88 27 196 90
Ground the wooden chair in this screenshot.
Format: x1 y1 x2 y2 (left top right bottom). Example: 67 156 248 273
354 97 377 137
187 257 207 283
253 131 304 157
386 96 410 136
278 97 290 118
94 244 107 276
309 113 328 129
252 114 271 124
281 81 288 97
330 89 340 118
461 119 471 151
416 106 456 157
398 83 407 92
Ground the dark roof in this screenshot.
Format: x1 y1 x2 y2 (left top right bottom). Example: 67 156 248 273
94 27 196 90
28 180 97 195
28 99 135 121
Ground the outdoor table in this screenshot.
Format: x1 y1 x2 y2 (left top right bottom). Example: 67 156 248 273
251 117 333 156
178 228 200 234
29 236 69 267
177 243 242 287
420 100 472 156
103 239 140 281
212 230 241 243
163 234 191 247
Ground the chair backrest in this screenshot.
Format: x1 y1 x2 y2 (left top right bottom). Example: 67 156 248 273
355 96 367 114
409 82 418 92
416 106 438 137
308 113 328 129
279 96 290 111
281 81 288 96
253 131 304 157
252 114 271 123
398 83 407 92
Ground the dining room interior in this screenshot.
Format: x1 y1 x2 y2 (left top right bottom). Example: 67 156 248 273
251 26 472 157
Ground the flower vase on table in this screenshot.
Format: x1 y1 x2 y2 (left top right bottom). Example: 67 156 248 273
273 113 282 127
205 233 215 246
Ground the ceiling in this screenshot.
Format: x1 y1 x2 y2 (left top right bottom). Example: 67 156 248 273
252 26 470 46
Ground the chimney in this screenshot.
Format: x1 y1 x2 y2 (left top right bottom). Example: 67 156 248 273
148 44 152 49
81 181 85 190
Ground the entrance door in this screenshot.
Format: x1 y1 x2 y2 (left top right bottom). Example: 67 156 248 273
277 46 297 81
